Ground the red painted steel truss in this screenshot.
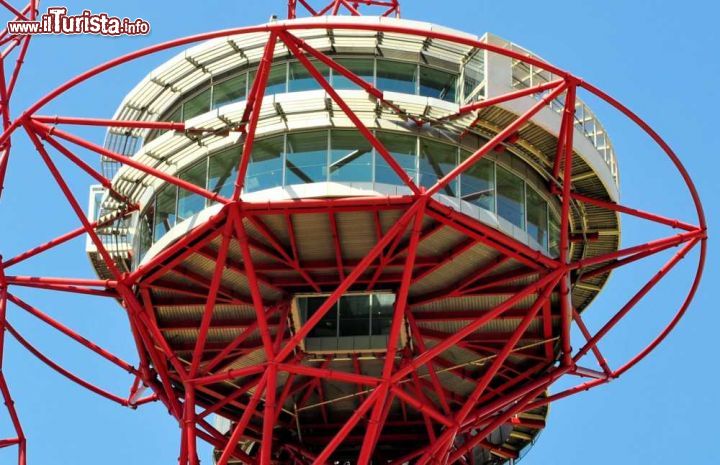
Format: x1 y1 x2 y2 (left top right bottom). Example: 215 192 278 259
0 8 708 465
288 0 400 18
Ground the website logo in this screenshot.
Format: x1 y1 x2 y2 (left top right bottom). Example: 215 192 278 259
7 7 151 36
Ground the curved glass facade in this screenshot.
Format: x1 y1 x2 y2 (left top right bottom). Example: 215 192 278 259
135 130 560 263
150 56 472 143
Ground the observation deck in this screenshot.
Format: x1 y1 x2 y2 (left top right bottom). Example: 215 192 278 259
86 15 621 464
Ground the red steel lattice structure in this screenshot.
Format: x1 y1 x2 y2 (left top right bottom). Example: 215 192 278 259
288 0 400 18
0 2 708 465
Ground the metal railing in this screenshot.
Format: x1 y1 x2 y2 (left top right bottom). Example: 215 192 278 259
508 43 619 185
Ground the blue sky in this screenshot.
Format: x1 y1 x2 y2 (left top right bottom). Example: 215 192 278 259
0 0 716 464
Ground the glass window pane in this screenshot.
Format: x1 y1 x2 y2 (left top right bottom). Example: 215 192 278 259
463 52 485 102
339 295 370 337
285 131 328 185
177 161 208 221
262 64 287 95
305 296 337 338
497 166 525 229
212 74 247 109
419 139 457 195
167 105 183 122
460 151 495 212
549 214 560 258
247 136 284 192
376 60 417 94
208 148 238 199
154 185 177 242
332 58 374 90
371 294 395 336
420 66 457 102
288 60 329 92
526 187 548 249
137 204 154 262
329 130 373 183
183 88 211 119
375 132 417 185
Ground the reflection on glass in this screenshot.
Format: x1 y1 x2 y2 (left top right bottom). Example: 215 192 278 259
167 105 182 123
182 88 211 120
463 52 485 102
137 131 561 262
332 58 374 90
419 139 457 195
549 214 561 258
177 161 208 221
286 131 327 184
137 203 154 261
376 60 417 94
526 187 548 249
375 132 417 185
371 293 395 336
212 74 247 109
460 152 495 212
420 67 457 102
154 185 177 242
247 136 284 192
339 295 370 337
305 297 336 338
288 60 329 92
265 64 287 95
208 148 238 200
330 130 373 183
497 166 525 229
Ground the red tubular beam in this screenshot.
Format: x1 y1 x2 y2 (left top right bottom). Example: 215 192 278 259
359 204 426 465
2 206 136 269
570 191 698 231
0 19 577 154
6 293 137 373
216 374 268 465
260 364 277 465
290 33 418 122
393 269 564 383
276 199 424 362
31 115 186 132
202 306 280 375
449 385 548 463
572 308 612 376
189 221 233 377
443 79 564 122
574 238 699 364
311 387 383 465
40 132 131 201
24 123 125 280
279 31 421 194
428 81 567 197
131 210 226 285
233 211 277 357
569 229 703 272
31 121 229 206
578 237 685 281
5 323 130 407
613 238 706 378
390 386 454 428
421 279 559 463
427 201 556 270
278 363 381 386
232 33 277 198
189 365 267 387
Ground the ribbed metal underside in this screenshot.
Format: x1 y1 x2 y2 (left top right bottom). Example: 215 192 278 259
137 202 560 461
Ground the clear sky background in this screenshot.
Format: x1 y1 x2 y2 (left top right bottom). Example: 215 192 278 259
0 0 716 464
